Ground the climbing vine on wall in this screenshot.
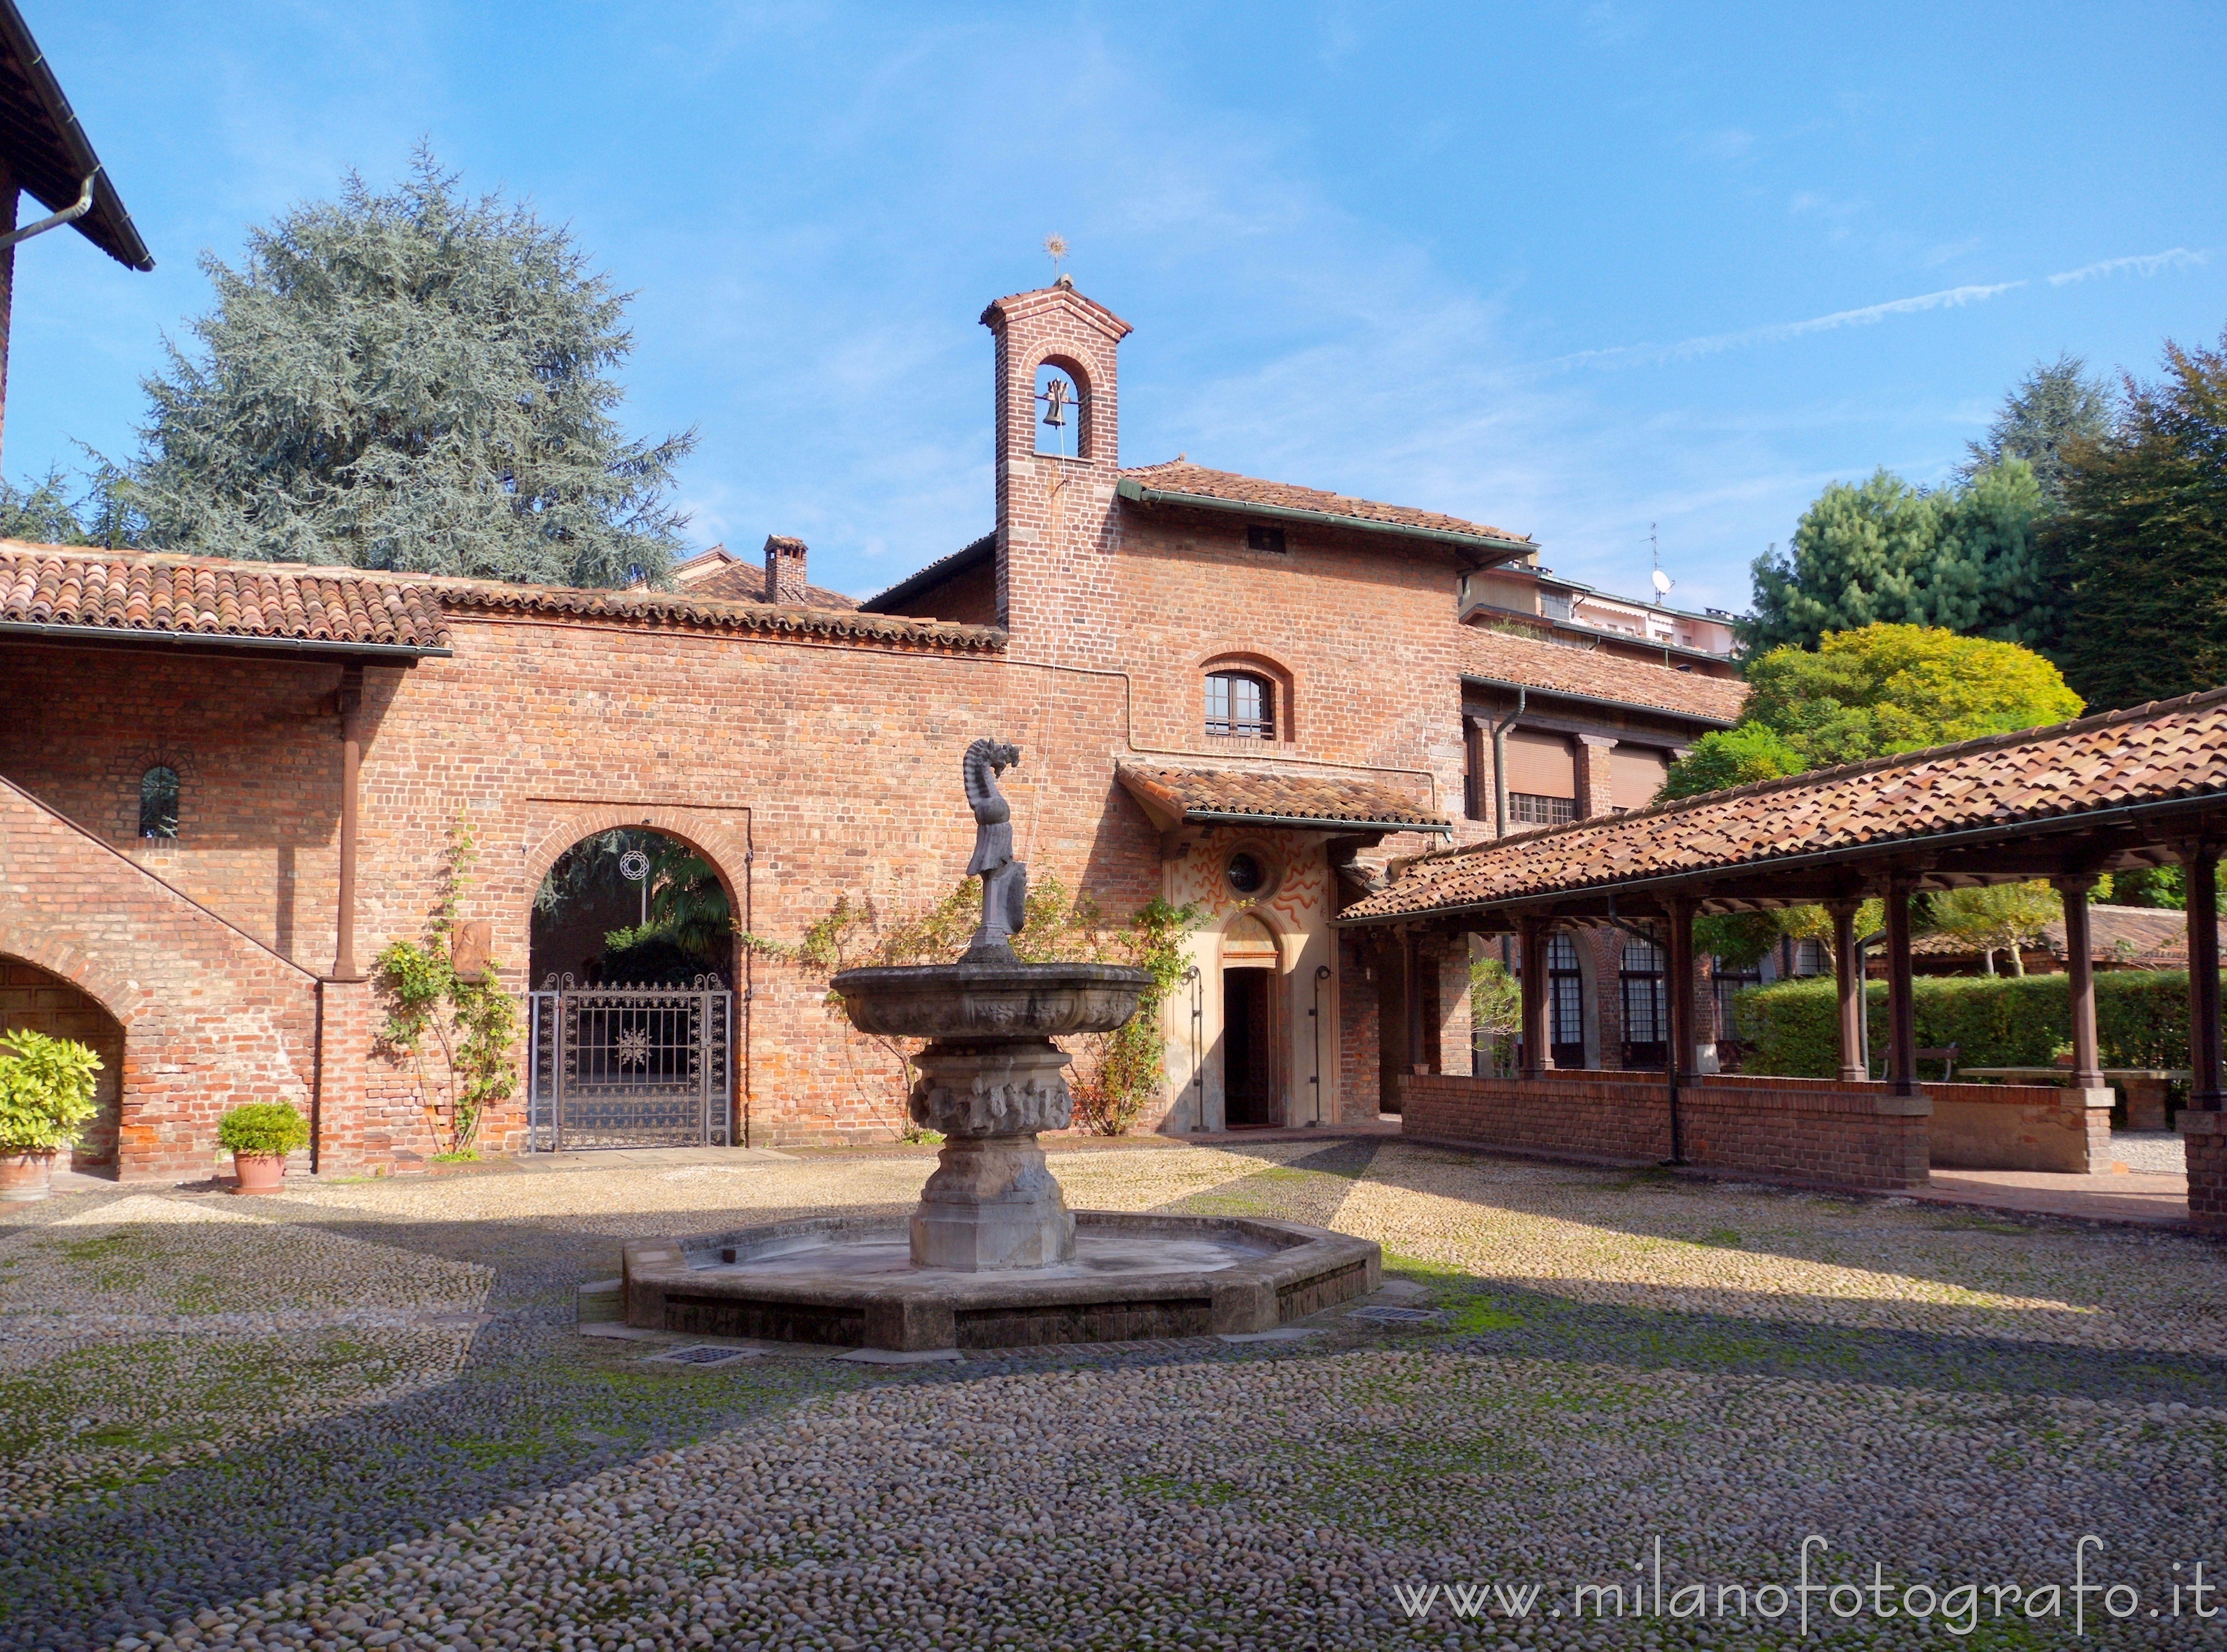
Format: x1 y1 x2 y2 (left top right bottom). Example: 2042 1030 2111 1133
373 809 520 1155
745 877 1197 1140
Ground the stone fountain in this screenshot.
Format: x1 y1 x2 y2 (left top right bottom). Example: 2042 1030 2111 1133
619 738 1378 1352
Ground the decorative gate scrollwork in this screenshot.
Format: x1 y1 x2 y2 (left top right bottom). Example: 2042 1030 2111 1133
527 975 732 1150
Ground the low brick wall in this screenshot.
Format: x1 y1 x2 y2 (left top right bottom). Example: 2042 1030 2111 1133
1928 1081 2113 1174
2184 1111 2226 1237
1401 1070 1929 1191
1401 1073 1670 1165
1679 1075 1929 1191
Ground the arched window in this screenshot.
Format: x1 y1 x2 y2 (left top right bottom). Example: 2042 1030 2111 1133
1619 936 1667 1069
1205 671 1275 741
1034 361 1085 458
139 767 180 840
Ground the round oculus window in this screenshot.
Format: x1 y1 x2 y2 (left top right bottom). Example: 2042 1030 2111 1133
1225 851 1268 896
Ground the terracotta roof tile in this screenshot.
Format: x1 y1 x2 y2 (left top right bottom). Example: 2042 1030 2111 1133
673 552 859 610
1344 689 2227 922
0 541 449 649
0 544 1001 655
1460 624 1747 724
1120 459 1530 549
1911 903 2224 968
1119 764 1450 832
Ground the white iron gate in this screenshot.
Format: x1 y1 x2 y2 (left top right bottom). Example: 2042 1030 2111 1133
526 976 733 1150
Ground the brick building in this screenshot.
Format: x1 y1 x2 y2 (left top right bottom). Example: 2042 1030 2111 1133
0 277 1739 1179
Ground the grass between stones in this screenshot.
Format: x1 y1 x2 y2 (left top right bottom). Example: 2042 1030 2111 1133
1 1139 2222 1650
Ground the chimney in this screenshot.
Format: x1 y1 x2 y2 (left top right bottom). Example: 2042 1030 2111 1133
763 535 809 605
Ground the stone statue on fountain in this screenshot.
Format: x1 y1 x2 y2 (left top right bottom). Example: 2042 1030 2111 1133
962 737 1028 962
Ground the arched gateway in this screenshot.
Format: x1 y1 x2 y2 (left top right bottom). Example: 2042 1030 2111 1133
523 822 741 1152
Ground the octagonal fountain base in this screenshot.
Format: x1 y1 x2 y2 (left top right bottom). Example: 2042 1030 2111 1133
621 1211 1381 1352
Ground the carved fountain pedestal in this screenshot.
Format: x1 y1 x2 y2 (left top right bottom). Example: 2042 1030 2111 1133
840 957 1150 1271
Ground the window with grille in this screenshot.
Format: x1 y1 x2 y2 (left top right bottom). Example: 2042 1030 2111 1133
1508 792 1575 826
1205 671 1276 740
1621 937 1667 1046
139 766 180 839
1548 933 1584 1052
1792 938 1829 976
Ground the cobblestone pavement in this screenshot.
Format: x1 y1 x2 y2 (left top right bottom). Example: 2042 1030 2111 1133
5 1139 2226 1650
2109 1130 2186 1174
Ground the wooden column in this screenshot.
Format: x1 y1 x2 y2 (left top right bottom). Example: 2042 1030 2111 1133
1884 877 1919 1097
331 666 364 980
2054 875 2104 1090
1518 917 1551 1078
2187 845 2223 1112
1401 930 1427 1078
1664 897 1695 1164
1828 898 1866 1083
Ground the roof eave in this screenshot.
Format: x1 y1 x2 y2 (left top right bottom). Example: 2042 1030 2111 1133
1185 807 1451 836
1459 671 1740 728
0 0 154 271
0 618 451 660
1116 477 1533 566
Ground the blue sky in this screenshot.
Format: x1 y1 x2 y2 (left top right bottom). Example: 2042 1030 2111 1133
12 1 2226 613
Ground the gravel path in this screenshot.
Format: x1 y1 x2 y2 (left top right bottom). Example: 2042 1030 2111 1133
2109 1130 2187 1173
3 1139 2224 1650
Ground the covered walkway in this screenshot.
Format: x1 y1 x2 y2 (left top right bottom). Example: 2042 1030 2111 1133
1341 688 2227 1230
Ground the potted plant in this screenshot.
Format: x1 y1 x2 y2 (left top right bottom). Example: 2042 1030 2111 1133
0 1028 103 1203
216 1102 309 1194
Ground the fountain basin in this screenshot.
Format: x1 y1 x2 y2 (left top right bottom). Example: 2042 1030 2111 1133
621 1210 1381 1351
831 961 1150 1039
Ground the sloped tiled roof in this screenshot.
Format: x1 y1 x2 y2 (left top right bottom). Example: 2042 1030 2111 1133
673 547 859 610
1119 765 1451 833
1344 689 2227 923
0 542 450 650
1911 903 2225 968
0 545 1002 656
1119 460 1531 550
858 533 995 613
1460 624 1746 724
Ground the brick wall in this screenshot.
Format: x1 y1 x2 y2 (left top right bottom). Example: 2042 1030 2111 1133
0 956 125 1170
2185 1111 2227 1236
1928 1080 2114 1174
1402 1071 1673 1162
0 773 320 1181
1401 1069 1931 1191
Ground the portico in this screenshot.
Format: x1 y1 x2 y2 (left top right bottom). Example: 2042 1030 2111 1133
1343 689 2227 1217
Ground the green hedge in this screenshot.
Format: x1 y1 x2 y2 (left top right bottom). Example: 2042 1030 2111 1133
1732 971 2206 1079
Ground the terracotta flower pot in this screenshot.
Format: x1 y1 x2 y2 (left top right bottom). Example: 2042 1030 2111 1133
232 1151 287 1195
0 1149 57 1203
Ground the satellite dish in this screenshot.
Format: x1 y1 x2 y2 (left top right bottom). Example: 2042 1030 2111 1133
1650 568 1674 598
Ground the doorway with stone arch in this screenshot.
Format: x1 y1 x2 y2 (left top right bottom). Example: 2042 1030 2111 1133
1220 912 1286 1129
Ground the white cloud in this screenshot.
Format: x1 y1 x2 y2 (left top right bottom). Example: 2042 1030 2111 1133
1540 281 2024 374
2046 247 2211 286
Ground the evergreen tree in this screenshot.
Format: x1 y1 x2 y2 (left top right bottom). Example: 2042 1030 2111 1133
130 151 693 586
0 465 88 544
1743 461 2047 654
2046 330 2227 711
1959 352 2115 505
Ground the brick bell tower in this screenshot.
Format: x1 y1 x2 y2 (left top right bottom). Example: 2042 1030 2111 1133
980 275 1133 665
